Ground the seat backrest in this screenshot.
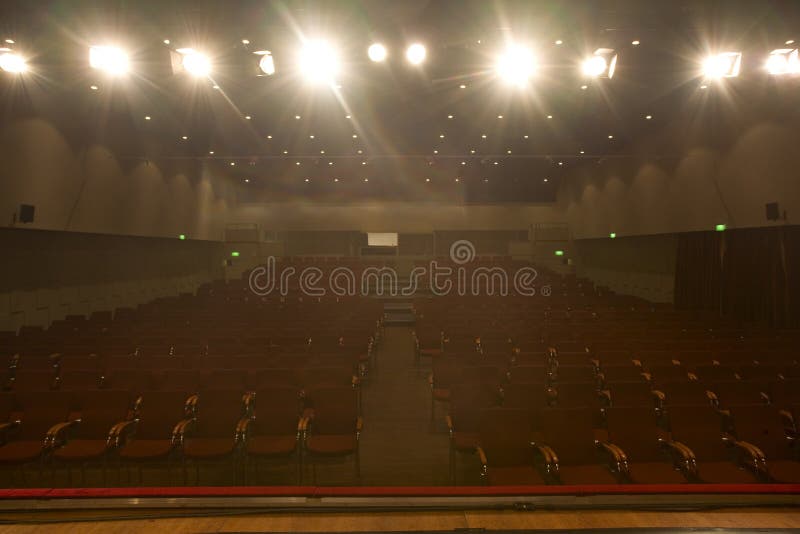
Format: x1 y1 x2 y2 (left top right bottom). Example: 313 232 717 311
304 387 358 435
554 382 600 408
607 381 653 407
666 405 727 460
158 370 201 392
730 404 792 461
253 368 299 390
15 392 73 440
57 370 102 391
193 390 245 438
200 369 247 392
539 407 598 466
71 390 132 438
507 365 548 384
104 369 155 394
301 367 353 390
449 384 497 432
605 406 663 461
135 390 192 439
9 370 56 391
710 381 768 407
478 408 534 467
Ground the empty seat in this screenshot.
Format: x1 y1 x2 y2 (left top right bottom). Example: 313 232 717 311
477 408 544 485
446 385 498 483
604 381 654 407
0 392 72 469
730 404 800 483
303 387 362 484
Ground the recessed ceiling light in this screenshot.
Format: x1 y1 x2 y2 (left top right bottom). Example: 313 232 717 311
163 39 170 44
90 85 99 91
645 115 652 120
483 178 488 182
283 150 288 154
329 162 334 165
212 85 220 90
5 39 15 44
296 161 301 165
543 178 549 182
470 149 476 154
357 149 363 154
209 151 214 155
481 134 487 139
507 150 512 154
433 150 438 154
245 115 251 120
425 178 431 182
244 178 250 183
455 178 460 182
181 136 188 140
558 161 563 166
295 115 301 120
364 178 369 182
632 40 640 46
700 84 708 89
786 40 795 45
362 161 367 165
230 162 236 166
555 40 563 45
547 115 553 119
580 84 588 90
447 114 454 119
523 135 529 139
497 115 503 119
334 178 339 182
493 161 499 165
608 135 614 139
461 161 466 165
242 39 250 45
320 150 325 154
352 134 357 138
267 135 272 139
439 134 445 138
459 84 467 89
304 178 310 182
345 114 351 119
579 150 585 154
309 135 315 139
144 116 151 120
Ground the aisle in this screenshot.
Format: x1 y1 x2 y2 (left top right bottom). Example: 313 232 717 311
357 326 474 485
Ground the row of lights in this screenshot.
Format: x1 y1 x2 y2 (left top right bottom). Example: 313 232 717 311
2 40 797 83
241 176 552 184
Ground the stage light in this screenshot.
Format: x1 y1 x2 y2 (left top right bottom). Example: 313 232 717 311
179 49 211 77
298 39 339 84
255 51 275 75
702 52 741 78
582 48 617 78
89 46 129 75
765 48 799 75
406 43 426 65
495 44 536 86
368 43 387 62
0 52 27 73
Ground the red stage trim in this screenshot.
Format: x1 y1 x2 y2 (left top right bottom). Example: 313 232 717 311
0 484 798 499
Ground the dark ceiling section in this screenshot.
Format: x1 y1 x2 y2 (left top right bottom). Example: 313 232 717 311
0 0 799 203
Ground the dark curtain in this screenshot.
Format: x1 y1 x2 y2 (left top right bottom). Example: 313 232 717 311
675 225 800 328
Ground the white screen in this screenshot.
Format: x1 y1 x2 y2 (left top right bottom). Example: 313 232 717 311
368 232 398 247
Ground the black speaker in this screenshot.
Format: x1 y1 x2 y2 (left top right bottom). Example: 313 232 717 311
19 204 35 223
766 202 780 221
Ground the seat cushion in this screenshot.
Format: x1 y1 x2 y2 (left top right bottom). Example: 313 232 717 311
183 438 235 459
305 434 357 456
628 462 688 484
452 431 479 452
558 464 618 485
0 441 44 463
53 440 108 461
246 435 297 457
697 461 759 483
486 465 545 485
768 460 800 483
118 439 174 460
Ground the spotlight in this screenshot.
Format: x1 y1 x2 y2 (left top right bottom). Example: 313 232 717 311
254 51 275 75
298 39 339 84
495 44 536 86
702 52 741 79
368 43 387 62
177 49 211 77
582 48 617 78
406 43 426 65
89 45 129 75
765 48 799 75
0 52 26 73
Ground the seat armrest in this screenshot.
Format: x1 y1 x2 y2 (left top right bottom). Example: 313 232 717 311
531 442 559 475
0 420 20 436
356 416 363 439
597 440 630 475
427 373 434 387
733 440 768 474
107 419 137 448
661 439 698 477
445 415 454 438
45 419 81 449
476 445 489 483
171 418 194 446
599 389 611 405
235 416 251 444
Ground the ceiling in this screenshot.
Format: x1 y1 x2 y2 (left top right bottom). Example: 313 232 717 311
1 0 799 203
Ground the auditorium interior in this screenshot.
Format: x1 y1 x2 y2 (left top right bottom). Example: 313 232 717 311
0 0 799 531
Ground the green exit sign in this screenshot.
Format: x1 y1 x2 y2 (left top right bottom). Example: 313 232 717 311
231 251 240 257
609 232 616 239
554 250 564 257
715 224 726 232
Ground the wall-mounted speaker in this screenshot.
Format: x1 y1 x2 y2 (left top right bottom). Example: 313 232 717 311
19 204 35 223
766 202 780 221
